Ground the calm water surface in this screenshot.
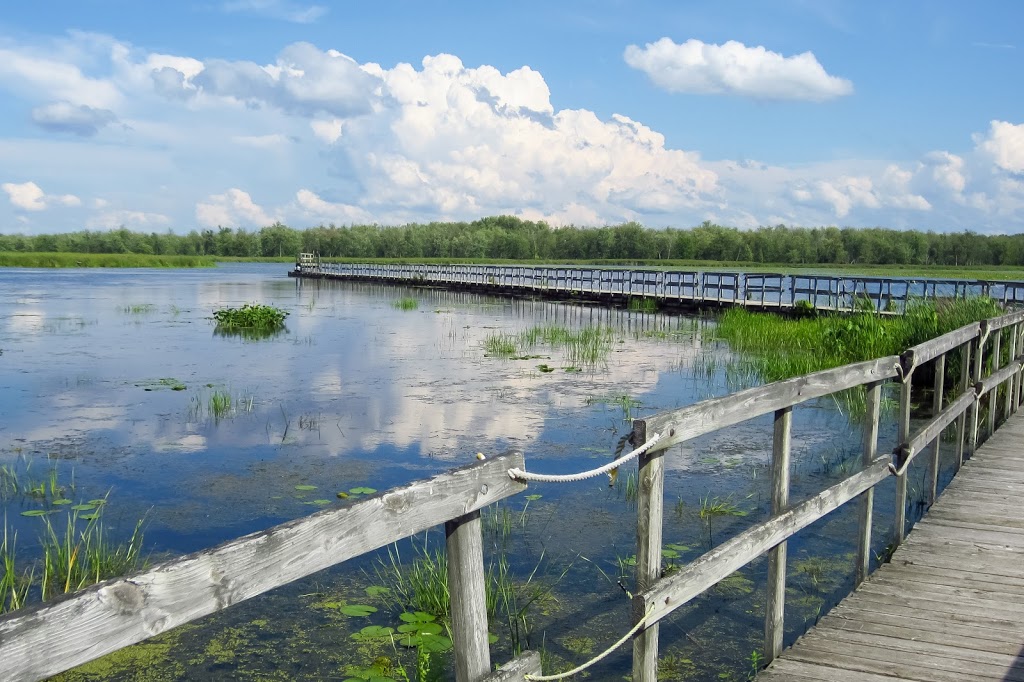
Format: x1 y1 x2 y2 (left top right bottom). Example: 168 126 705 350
0 264 919 681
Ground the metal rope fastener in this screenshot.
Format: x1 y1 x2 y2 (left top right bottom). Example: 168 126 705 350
507 432 663 484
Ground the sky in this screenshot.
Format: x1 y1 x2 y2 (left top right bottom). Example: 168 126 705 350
0 0 1022 236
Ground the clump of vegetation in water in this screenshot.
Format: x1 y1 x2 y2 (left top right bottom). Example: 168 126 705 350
1 463 147 613
212 303 289 339
483 325 614 366
392 298 419 311
713 297 1002 383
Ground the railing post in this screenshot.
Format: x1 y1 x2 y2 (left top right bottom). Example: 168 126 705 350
894 352 913 545
929 354 945 505
632 419 663 682
764 406 792 664
967 322 988 457
988 330 1002 437
856 381 881 584
1007 323 1019 417
956 340 971 469
446 511 491 682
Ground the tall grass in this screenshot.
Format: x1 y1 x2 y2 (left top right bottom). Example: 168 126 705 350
484 325 614 365
713 298 1002 384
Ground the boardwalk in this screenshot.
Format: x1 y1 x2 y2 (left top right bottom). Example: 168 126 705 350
758 414 1024 682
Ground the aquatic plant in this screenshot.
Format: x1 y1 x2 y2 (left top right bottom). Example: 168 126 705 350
392 298 419 311
586 394 642 422
628 297 657 312
712 297 1003 384
212 303 289 339
209 391 232 420
121 304 156 314
699 494 748 546
40 509 146 599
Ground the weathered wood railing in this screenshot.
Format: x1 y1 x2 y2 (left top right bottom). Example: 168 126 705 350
626 308 1024 681
290 255 1024 311
0 454 542 682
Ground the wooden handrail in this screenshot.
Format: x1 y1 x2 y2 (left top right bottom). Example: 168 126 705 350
0 453 526 682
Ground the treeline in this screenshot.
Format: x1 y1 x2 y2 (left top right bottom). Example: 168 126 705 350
2 217 1023 266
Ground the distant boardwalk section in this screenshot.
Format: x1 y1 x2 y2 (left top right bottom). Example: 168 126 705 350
289 254 1024 313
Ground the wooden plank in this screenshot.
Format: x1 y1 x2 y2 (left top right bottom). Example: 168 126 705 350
866 572 1024 605
482 651 542 682
893 547 1024 580
636 457 890 626
879 561 1024 590
986 308 1024 331
929 353 946 503
903 388 975 466
907 321 981 364
894 362 912 543
821 608 1024 653
638 357 900 454
978 357 1023 396
0 453 527 682
764 407 791 663
760 658 925 682
446 511 491 682
847 588 1024 631
797 630 1024 681
783 643 1002 682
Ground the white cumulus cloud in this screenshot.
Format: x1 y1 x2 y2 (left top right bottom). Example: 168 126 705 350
624 38 853 101
2 181 81 211
977 120 1024 174
196 188 277 227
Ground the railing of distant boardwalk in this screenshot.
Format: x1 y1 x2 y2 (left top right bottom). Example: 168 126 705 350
291 255 1024 310
0 454 542 682
626 307 1024 681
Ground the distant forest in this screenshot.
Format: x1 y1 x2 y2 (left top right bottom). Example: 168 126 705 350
2 217 1023 266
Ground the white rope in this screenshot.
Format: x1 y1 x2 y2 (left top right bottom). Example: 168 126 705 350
524 606 656 681
507 432 663 484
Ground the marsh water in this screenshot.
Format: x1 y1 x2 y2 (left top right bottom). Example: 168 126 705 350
0 264 935 681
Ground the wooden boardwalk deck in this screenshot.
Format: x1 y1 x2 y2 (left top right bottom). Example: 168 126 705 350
758 413 1024 682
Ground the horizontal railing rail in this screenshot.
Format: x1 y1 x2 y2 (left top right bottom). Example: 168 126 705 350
0 454 537 682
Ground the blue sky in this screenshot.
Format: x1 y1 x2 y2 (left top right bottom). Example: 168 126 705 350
1 0 1022 235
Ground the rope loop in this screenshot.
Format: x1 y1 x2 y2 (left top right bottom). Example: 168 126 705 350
507 432 663 484
523 605 656 681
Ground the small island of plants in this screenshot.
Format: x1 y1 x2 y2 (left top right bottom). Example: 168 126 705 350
212 303 289 340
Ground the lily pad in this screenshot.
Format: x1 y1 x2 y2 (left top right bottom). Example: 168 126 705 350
51 498 72 505
71 503 97 511
350 625 394 642
294 484 317 491
338 604 377 617
307 499 332 506
349 486 377 495
365 585 390 597
398 611 436 624
524 494 542 501
20 509 50 517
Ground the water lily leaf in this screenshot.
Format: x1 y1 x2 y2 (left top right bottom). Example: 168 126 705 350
399 611 435 623
365 585 390 597
349 486 376 495
80 513 100 520
307 499 332 506
350 625 394 641
71 504 97 511
524 494 542 501
488 633 499 644
51 498 72 505
418 633 453 653
294 484 317 491
20 509 49 517
338 604 377 617
661 549 680 559
87 499 108 506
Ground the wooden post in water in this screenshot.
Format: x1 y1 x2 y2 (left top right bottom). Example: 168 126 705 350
856 381 882 585
446 510 491 682
929 354 945 505
764 407 792 664
632 419 663 682
988 330 1002 437
956 340 971 470
894 352 914 545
